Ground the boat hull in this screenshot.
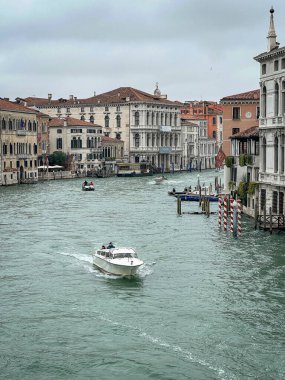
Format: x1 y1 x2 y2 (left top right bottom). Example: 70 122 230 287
177 195 219 202
93 255 143 277
82 186 95 191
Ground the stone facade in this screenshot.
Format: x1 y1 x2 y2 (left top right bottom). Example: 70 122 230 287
18 86 183 172
0 99 38 185
254 8 285 215
49 117 103 174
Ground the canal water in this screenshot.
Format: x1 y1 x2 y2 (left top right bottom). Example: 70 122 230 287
0 170 284 380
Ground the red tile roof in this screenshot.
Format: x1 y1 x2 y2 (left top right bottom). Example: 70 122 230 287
230 126 259 139
102 136 123 143
220 89 260 102
21 87 182 107
49 117 101 128
0 98 38 114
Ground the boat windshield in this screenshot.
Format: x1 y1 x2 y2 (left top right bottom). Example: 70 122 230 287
112 252 134 259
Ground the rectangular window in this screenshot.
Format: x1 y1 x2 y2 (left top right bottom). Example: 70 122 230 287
274 60 279 71
56 138 62 149
81 107 85 112
272 191 278 214
260 189 266 211
232 128 240 135
57 129 62 134
232 107 240 120
90 106 94 112
279 192 284 214
282 58 285 69
262 64 266 75
71 129 82 133
212 117 216 125
256 106 260 119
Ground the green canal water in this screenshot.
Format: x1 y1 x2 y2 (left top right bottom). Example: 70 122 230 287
0 170 284 380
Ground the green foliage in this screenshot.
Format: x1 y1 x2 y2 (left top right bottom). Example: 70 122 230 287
228 181 236 191
48 151 67 167
225 156 234 168
239 154 253 167
248 182 257 195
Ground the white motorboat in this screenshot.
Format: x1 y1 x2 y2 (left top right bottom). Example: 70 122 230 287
93 247 144 277
154 176 167 184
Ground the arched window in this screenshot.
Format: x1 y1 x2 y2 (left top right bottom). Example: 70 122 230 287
282 81 285 115
81 115 85 121
10 143 13 154
281 135 285 174
2 119 6 130
156 113 159 126
8 119 12 130
146 112 150 126
262 137 267 172
134 133 140 147
28 121 32 131
90 116 94 123
274 82 279 116
105 115 109 128
169 114 173 126
274 136 278 173
116 115 121 128
135 112 140 126
174 114 177 126
33 121 37 131
262 86 267 118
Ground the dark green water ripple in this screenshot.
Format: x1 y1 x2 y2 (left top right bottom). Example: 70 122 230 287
0 170 284 380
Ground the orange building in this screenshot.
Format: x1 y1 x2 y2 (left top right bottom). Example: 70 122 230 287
220 90 260 156
181 101 223 142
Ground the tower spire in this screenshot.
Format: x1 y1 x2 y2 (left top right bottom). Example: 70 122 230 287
267 7 278 51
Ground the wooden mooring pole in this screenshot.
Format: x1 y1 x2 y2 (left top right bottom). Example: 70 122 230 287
269 207 273 234
254 202 258 230
177 197 182 216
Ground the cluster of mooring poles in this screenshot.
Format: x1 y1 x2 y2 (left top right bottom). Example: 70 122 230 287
218 196 242 237
176 193 213 217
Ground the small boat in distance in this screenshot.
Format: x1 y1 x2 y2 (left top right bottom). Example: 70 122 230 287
93 246 144 277
117 162 153 177
154 176 167 184
82 181 95 191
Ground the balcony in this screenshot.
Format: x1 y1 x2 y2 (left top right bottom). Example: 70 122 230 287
159 146 172 154
17 129 27 136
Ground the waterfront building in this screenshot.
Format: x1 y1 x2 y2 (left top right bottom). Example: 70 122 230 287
0 98 38 185
220 90 260 156
48 117 103 174
36 111 49 166
181 100 223 148
254 7 285 216
181 117 216 170
224 126 259 217
17 85 183 172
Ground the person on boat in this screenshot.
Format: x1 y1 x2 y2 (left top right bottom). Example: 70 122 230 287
172 188 176 194
101 245 106 249
83 180 88 186
90 181 94 186
107 242 115 249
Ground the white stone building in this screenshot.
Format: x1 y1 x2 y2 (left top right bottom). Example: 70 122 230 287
49 117 103 174
18 86 183 172
254 8 285 215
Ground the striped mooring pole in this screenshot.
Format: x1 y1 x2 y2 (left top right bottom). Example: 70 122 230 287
230 197 234 233
237 198 242 236
223 196 228 231
218 197 222 228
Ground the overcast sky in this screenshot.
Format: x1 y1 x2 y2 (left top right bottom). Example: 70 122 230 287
1 0 285 103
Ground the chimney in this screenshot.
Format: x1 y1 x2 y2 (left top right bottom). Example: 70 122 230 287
74 96 77 103
69 95 74 100
48 93 52 103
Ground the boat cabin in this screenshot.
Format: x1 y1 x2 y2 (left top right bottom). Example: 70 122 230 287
97 248 137 259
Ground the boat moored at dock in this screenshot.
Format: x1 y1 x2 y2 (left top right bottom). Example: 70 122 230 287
117 162 153 177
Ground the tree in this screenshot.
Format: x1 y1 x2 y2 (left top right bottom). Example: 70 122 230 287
48 151 67 167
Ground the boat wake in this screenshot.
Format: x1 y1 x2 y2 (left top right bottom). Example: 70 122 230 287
98 314 229 380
